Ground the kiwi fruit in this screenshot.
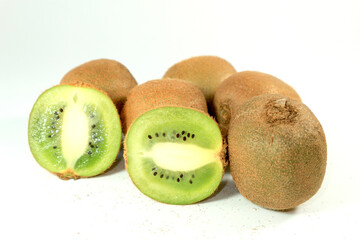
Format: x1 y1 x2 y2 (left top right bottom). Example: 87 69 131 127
163 56 236 106
121 79 208 133
28 84 122 180
213 71 301 136
123 80 225 204
60 59 137 111
228 94 327 210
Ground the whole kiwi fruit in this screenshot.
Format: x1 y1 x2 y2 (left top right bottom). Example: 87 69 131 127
163 56 236 106
229 94 327 210
61 58 137 111
213 71 301 136
121 78 208 133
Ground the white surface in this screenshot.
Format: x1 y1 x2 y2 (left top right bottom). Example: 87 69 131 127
1 0 360 239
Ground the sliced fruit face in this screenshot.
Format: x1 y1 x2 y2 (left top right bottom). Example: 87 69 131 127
28 85 121 179
125 107 224 204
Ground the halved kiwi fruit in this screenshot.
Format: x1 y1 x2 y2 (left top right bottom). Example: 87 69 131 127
125 106 224 204
28 84 121 180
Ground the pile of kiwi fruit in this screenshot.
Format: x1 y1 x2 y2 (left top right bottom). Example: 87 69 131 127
28 56 327 210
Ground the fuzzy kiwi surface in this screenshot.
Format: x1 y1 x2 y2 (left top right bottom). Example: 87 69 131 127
121 79 208 134
28 84 122 180
60 58 137 111
163 56 236 106
123 79 225 204
229 94 326 210
213 71 301 136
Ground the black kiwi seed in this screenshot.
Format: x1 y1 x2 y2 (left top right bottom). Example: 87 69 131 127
148 135 152 139
176 133 180 138
163 133 166 137
88 151 92 154
53 146 57 149
183 136 186 141
166 176 169 179
56 116 60 120
152 167 156 171
177 178 180 182
182 131 185 135
154 172 158 176
95 145 98 148
54 111 58 115
191 134 195 138
60 108 63 112
180 174 183 178
160 174 164 178
48 135 52 138
155 133 159 137
192 174 195 178
89 142 92 146
92 124 96 128
187 133 190 137
189 180 193 184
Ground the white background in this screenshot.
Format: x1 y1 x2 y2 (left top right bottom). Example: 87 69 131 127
1 0 359 239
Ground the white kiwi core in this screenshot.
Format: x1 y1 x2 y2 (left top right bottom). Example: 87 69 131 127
61 93 90 168
143 142 218 171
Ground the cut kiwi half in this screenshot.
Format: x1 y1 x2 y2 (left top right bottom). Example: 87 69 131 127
125 107 225 205
28 84 121 180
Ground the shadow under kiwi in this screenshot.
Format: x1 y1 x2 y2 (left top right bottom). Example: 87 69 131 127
201 168 240 203
99 139 126 177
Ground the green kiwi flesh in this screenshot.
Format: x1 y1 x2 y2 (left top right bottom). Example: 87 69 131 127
28 85 121 179
125 107 224 204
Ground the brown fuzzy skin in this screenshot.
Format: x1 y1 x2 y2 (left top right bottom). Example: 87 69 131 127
60 58 137 111
121 79 208 133
229 94 327 210
163 56 236 105
213 71 301 137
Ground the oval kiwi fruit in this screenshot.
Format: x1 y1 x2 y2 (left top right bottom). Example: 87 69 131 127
163 56 236 106
28 84 122 180
123 79 226 204
60 58 137 111
228 94 327 210
213 71 301 136
121 79 208 133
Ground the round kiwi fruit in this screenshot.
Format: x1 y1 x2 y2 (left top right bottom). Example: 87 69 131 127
228 94 327 210
125 107 225 205
121 79 208 133
163 56 236 105
123 79 225 204
60 58 137 111
28 84 122 180
213 71 301 136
